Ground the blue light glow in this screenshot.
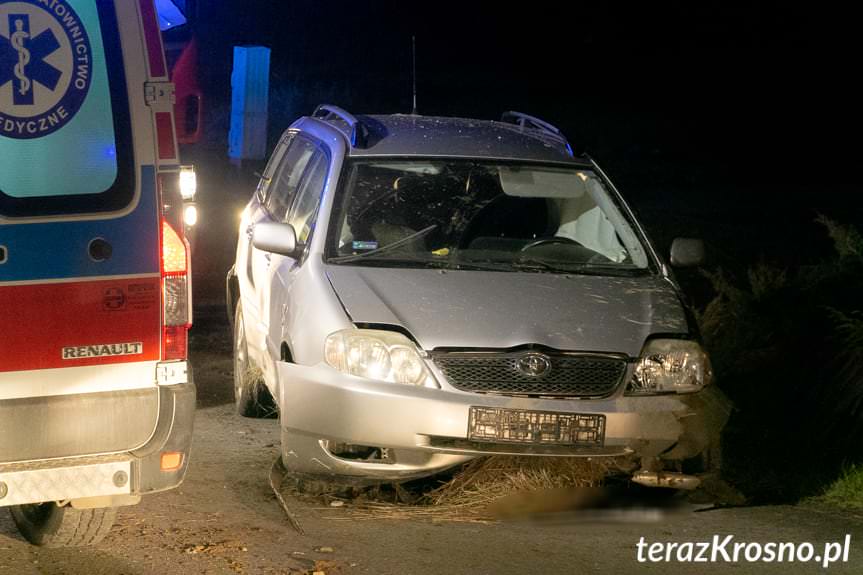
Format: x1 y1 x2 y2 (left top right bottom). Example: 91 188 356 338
155 0 187 31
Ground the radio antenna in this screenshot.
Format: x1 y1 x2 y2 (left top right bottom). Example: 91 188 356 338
411 36 418 115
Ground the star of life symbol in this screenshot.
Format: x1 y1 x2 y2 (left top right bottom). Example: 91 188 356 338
0 0 92 139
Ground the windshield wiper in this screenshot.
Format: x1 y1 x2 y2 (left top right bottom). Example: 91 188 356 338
327 255 511 272
329 225 438 264
510 257 576 273
512 257 642 276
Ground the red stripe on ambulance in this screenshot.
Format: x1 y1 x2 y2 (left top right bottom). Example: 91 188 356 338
156 112 177 160
139 0 167 78
0 277 161 373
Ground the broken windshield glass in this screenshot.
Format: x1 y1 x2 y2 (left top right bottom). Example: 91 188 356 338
328 160 650 274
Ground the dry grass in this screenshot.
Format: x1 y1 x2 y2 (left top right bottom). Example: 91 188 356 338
322 456 626 523
243 364 264 386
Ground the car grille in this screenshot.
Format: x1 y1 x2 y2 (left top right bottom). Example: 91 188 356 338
431 352 627 397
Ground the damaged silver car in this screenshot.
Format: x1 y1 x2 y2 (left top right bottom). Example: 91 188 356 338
226 105 730 491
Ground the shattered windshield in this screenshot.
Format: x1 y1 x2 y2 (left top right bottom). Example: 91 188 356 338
328 160 651 274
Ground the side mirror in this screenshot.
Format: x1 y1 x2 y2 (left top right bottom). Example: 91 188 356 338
253 222 300 258
670 238 705 268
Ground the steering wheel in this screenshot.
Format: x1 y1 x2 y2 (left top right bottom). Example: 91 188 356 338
520 237 583 252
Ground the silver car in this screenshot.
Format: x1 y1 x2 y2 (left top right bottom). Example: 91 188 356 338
226 105 729 490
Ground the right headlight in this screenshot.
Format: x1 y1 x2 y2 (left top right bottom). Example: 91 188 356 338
324 329 439 388
626 339 713 395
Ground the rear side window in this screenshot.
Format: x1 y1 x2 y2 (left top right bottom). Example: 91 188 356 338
0 0 132 218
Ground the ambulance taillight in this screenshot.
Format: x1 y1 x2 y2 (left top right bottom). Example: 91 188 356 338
161 220 190 360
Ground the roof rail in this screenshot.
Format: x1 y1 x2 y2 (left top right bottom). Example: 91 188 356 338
500 111 574 156
312 104 369 148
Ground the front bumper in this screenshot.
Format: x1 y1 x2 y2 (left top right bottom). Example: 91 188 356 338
0 381 195 507
278 362 730 484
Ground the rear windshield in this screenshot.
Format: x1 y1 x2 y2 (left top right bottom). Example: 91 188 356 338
0 0 132 218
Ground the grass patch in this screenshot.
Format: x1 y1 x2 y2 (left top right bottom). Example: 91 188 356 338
818 464 863 510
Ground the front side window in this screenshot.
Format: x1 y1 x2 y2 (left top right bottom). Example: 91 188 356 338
288 149 327 245
328 160 651 274
264 136 317 222
0 0 132 217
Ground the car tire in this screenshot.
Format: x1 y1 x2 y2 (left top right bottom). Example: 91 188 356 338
9 503 117 547
233 301 277 418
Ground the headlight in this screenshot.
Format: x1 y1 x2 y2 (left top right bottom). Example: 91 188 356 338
324 329 438 388
626 339 712 395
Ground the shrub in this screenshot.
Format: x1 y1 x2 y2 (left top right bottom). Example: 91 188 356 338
698 217 863 501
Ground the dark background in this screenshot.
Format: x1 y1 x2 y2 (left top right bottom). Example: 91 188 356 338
182 1 861 269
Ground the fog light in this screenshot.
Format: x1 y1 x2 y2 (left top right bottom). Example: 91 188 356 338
160 451 183 471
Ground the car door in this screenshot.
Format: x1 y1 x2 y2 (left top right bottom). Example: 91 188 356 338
248 134 319 360
236 134 288 358
262 144 329 388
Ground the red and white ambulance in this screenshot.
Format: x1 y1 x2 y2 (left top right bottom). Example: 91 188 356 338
0 0 194 546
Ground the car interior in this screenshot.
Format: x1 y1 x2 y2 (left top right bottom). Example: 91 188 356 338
336 163 632 265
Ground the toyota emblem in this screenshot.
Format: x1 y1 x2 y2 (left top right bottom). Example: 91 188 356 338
515 353 552 377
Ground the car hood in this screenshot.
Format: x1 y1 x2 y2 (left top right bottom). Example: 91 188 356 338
325 266 689 356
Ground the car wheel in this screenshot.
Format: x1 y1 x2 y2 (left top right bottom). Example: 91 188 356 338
9 503 117 547
233 301 277 418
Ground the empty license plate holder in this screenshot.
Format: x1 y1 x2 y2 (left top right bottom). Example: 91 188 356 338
468 407 605 446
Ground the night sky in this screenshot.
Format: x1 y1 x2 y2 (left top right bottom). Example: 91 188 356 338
187 1 860 221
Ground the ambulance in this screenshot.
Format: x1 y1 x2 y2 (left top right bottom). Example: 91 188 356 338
0 0 195 546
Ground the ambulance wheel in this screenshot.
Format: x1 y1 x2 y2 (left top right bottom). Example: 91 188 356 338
10 503 117 547
233 302 277 418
